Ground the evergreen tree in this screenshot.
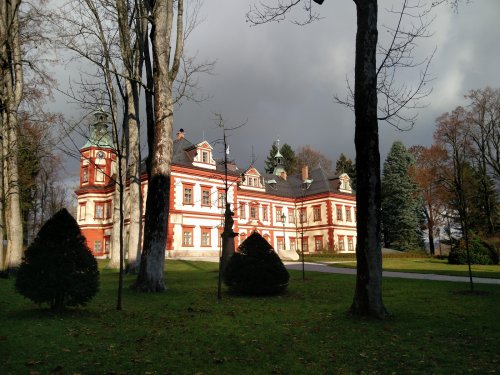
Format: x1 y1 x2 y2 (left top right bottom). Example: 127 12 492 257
224 232 289 295
382 141 422 251
335 153 356 189
264 142 297 174
15 209 99 309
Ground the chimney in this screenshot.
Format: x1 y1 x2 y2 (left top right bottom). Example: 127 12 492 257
176 128 185 140
280 171 287 180
301 165 308 181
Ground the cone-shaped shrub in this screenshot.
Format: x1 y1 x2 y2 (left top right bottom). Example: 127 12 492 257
223 232 289 295
15 208 99 309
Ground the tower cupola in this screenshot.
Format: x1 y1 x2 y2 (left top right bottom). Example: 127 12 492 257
83 109 114 149
273 138 287 180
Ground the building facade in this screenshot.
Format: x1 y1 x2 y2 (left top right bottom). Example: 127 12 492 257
75 112 357 259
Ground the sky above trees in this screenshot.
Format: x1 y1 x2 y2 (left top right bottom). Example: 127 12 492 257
52 0 500 183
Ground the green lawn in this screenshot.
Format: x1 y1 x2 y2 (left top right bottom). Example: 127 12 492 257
306 256 500 279
1 260 499 374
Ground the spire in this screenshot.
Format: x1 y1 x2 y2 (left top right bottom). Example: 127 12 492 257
273 138 287 179
83 109 114 149
274 138 283 165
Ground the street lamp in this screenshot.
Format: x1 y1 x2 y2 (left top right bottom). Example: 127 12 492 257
281 212 286 251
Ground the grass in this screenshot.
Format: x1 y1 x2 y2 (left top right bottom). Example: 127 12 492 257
1 260 499 374
305 256 500 279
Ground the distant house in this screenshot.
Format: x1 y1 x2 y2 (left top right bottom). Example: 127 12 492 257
75 111 357 259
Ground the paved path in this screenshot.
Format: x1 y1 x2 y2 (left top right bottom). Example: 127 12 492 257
176 257 500 285
284 261 500 285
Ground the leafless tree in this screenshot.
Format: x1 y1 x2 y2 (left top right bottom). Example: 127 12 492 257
434 106 474 290
134 0 214 292
246 0 465 318
53 0 127 274
334 0 435 130
465 87 500 181
1 0 25 271
296 145 333 174
0 0 63 272
247 0 390 316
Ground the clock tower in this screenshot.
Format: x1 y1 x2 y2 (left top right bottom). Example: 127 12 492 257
76 109 116 256
79 110 115 188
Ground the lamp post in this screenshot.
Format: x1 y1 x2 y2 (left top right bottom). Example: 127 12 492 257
281 212 286 251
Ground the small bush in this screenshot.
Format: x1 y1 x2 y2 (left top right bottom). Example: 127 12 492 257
15 208 99 310
224 232 289 295
448 234 499 265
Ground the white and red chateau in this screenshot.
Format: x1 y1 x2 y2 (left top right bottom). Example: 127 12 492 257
76 111 357 259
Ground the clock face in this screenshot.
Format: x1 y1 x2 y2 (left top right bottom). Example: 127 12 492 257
97 151 105 159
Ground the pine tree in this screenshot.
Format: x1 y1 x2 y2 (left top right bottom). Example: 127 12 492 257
15 209 99 309
264 142 297 174
382 141 422 251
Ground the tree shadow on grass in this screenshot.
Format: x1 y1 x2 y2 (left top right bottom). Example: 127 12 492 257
452 290 491 297
175 259 215 272
6 305 102 321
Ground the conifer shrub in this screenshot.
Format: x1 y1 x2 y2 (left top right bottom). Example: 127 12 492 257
448 233 499 265
15 209 99 310
223 232 289 295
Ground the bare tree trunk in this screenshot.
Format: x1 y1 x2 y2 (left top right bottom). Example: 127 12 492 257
115 0 142 270
1 0 24 270
109 151 126 268
428 225 435 256
0 118 4 270
134 0 184 292
0 116 4 270
107 88 122 269
350 0 389 319
126 94 141 268
6 113 23 269
423 203 435 256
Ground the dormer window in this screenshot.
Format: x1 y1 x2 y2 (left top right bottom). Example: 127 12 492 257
202 151 209 163
192 141 216 170
240 168 264 190
248 176 259 187
267 179 277 190
338 173 352 193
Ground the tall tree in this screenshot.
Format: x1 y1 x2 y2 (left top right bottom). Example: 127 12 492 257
264 141 297 174
434 107 475 289
465 87 500 181
435 107 472 237
53 0 126 272
132 0 212 292
115 0 143 272
465 87 500 234
18 115 42 245
296 145 333 174
246 0 392 317
408 144 448 255
349 0 389 317
0 0 24 271
133 0 184 292
382 141 421 251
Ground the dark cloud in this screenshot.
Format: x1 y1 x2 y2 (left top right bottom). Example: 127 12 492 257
57 0 500 181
